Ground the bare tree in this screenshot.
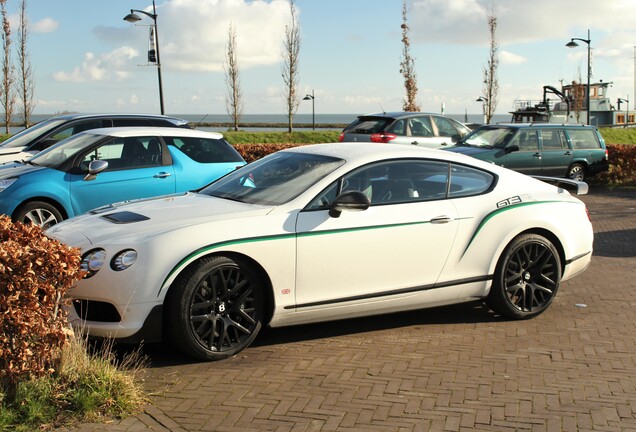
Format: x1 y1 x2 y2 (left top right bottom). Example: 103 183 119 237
481 5 499 124
0 0 14 134
400 0 420 112
16 0 35 128
224 22 242 132
281 0 300 133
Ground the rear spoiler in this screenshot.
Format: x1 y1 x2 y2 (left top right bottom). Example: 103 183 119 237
531 176 589 196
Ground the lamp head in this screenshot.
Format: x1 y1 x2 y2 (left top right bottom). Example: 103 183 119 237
303 95 313 101
566 40 579 48
124 11 142 23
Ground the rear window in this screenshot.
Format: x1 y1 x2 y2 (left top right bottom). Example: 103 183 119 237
344 117 393 134
567 129 601 149
167 137 244 163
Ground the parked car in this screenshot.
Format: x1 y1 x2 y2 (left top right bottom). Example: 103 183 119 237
47 143 593 361
339 112 472 147
0 113 191 164
444 123 608 181
0 127 245 227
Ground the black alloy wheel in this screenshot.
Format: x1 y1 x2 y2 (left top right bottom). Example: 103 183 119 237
166 255 264 361
487 234 562 320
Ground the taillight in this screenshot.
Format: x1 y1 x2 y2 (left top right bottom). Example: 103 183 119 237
605 149 609 160
338 132 345 142
370 133 397 143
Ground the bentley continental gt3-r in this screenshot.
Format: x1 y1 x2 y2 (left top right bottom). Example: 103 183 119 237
47 143 593 361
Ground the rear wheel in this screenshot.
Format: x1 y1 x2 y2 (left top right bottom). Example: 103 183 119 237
567 163 586 181
165 255 264 361
14 201 64 228
487 234 561 320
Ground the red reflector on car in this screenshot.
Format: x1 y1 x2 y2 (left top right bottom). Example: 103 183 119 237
338 132 345 142
370 133 397 143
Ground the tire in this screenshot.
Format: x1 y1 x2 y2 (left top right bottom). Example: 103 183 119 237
567 163 586 181
165 255 264 361
13 201 64 229
487 234 561 320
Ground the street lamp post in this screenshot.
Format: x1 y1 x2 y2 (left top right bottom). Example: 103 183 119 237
617 97 629 127
476 96 488 124
566 29 591 125
124 0 165 115
303 90 315 130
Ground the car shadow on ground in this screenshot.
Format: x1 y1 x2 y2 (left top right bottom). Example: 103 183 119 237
129 300 504 367
593 229 636 258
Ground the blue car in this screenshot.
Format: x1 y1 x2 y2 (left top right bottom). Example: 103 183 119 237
0 127 245 227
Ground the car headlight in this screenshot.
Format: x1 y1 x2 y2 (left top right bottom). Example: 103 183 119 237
81 249 107 278
111 249 137 271
0 178 17 193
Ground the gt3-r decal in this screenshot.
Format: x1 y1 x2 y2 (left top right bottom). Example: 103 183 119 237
496 195 522 208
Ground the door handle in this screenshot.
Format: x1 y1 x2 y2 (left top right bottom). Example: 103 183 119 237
533 153 542 159
430 215 452 224
154 172 172 178
411 141 419 145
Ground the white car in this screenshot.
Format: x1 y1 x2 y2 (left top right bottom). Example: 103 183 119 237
47 143 593 361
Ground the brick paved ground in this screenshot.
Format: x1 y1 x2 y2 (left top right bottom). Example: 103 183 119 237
65 188 636 432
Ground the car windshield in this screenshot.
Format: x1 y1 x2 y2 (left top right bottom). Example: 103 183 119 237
201 151 345 205
0 118 68 149
28 132 105 168
461 127 516 149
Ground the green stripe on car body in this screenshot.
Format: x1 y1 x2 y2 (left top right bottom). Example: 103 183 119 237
461 200 580 257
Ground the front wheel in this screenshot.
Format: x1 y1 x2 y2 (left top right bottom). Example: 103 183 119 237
567 163 586 181
487 234 561 320
14 201 64 228
165 255 264 361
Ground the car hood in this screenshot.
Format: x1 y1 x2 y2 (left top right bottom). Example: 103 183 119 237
444 145 492 156
47 192 274 248
0 162 46 177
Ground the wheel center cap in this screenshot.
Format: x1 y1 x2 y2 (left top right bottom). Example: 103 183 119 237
524 272 531 281
217 302 227 314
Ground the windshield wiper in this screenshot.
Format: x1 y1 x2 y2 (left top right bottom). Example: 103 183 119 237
20 159 39 166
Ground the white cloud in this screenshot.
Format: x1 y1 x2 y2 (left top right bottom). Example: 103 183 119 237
499 50 526 65
155 0 291 72
32 17 59 33
409 0 636 46
53 47 138 82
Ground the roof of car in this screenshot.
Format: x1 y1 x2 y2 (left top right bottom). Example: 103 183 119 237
285 142 501 170
484 122 596 129
47 113 189 124
81 126 223 139
359 111 442 119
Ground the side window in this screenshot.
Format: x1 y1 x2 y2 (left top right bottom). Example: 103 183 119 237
408 117 433 137
169 137 243 163
448 164 494 198
112 118 153 127
567 129 601 149
73 120 110 134
510 130 539 151
79 136 162 171
540 130 567 150
387 119 406 135
306 160 450 209
432 116 461 138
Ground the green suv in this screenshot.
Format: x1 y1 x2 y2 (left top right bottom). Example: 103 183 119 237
444 123 608 181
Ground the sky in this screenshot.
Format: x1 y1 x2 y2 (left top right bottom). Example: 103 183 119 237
12 0 636 117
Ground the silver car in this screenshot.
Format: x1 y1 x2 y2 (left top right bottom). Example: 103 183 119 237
339 112 472 148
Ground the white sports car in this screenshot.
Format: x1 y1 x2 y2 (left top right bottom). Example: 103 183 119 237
47 143 593 361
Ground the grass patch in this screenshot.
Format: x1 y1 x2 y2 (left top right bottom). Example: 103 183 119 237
0 334 147 431
221 130 341 145
599 127 636 145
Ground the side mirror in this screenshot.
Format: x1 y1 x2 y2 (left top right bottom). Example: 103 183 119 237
329 190 370 218
505 144 519 154
84 159 109 181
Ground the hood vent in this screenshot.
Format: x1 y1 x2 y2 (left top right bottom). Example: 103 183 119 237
101 211 149 224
